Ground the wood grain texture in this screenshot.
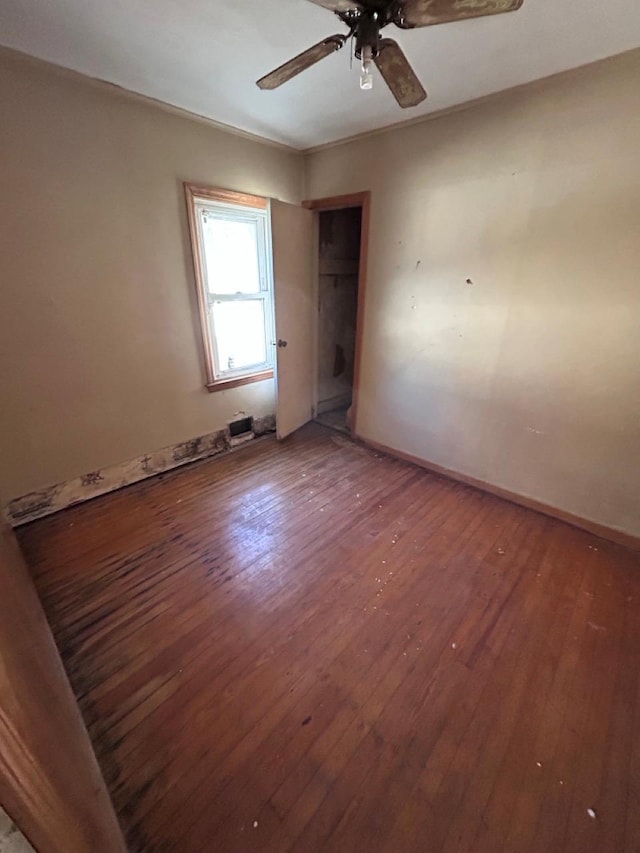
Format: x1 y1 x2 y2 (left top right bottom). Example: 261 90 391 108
184 184 268 210
0 520 126 853
206 369 274 392
17 424 640 853
364 436 640 552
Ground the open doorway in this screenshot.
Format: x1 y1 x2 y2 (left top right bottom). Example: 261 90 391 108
313 206 363 434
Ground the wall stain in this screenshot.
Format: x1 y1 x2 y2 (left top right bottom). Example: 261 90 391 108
6 416 277 526
82 470 104 486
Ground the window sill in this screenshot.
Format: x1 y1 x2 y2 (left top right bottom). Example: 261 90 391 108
206 369 274 393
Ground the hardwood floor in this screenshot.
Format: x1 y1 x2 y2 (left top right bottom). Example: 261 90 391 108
17 424 640 853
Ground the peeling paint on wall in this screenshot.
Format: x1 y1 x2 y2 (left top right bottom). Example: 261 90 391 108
253 414 276 435
4 415 276 527
172 437 206 463
0 807 34 853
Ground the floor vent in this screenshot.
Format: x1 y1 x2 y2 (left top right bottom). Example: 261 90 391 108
229 416 254 437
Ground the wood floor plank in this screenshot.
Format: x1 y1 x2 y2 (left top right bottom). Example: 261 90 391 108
133 468 463 843
17 424 640 853
174 477 501 851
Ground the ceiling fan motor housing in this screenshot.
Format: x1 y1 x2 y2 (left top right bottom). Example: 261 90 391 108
354 11 383 58
339 0 401 58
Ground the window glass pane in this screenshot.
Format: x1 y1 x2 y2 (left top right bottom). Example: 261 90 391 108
202 214 261 295
211 300 268 373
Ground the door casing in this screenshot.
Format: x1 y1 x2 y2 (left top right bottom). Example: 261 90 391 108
302 192 371 439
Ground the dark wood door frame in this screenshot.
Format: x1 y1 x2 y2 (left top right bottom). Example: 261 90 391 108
0 519 126 853
302 191 371 439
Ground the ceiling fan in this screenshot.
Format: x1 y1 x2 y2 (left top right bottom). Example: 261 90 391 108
257 0 523 108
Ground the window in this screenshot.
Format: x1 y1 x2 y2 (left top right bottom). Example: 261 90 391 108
185 184 275 391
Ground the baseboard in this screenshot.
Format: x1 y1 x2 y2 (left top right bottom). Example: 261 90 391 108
5 415 276 527
363 437 640 553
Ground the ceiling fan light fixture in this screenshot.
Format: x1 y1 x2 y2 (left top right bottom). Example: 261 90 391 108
257 0 524 108
360 45 374 90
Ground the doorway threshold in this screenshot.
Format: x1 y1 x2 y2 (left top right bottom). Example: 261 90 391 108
314 405 351 435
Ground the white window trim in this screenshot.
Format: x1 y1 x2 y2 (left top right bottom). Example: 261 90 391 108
184 184 276 392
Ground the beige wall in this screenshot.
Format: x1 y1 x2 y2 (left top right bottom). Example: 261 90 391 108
0 48 303 502
2 47 639 536
306 50 640 537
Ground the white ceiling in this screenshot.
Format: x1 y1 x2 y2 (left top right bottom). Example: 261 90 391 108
2 0 640 149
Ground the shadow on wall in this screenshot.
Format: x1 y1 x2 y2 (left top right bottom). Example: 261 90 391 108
317 207 362 414
356 363 636 533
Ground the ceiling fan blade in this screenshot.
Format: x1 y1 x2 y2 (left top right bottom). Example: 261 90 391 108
257 35 346 90
305 0 363 11
396 0 523 28
374 39 427 108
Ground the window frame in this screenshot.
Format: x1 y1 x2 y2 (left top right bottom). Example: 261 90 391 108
184 183 276 392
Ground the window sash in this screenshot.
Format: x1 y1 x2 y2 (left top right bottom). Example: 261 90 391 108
188 191 275 385
205 292 267 305
199 208 268 298
207 294 272 379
